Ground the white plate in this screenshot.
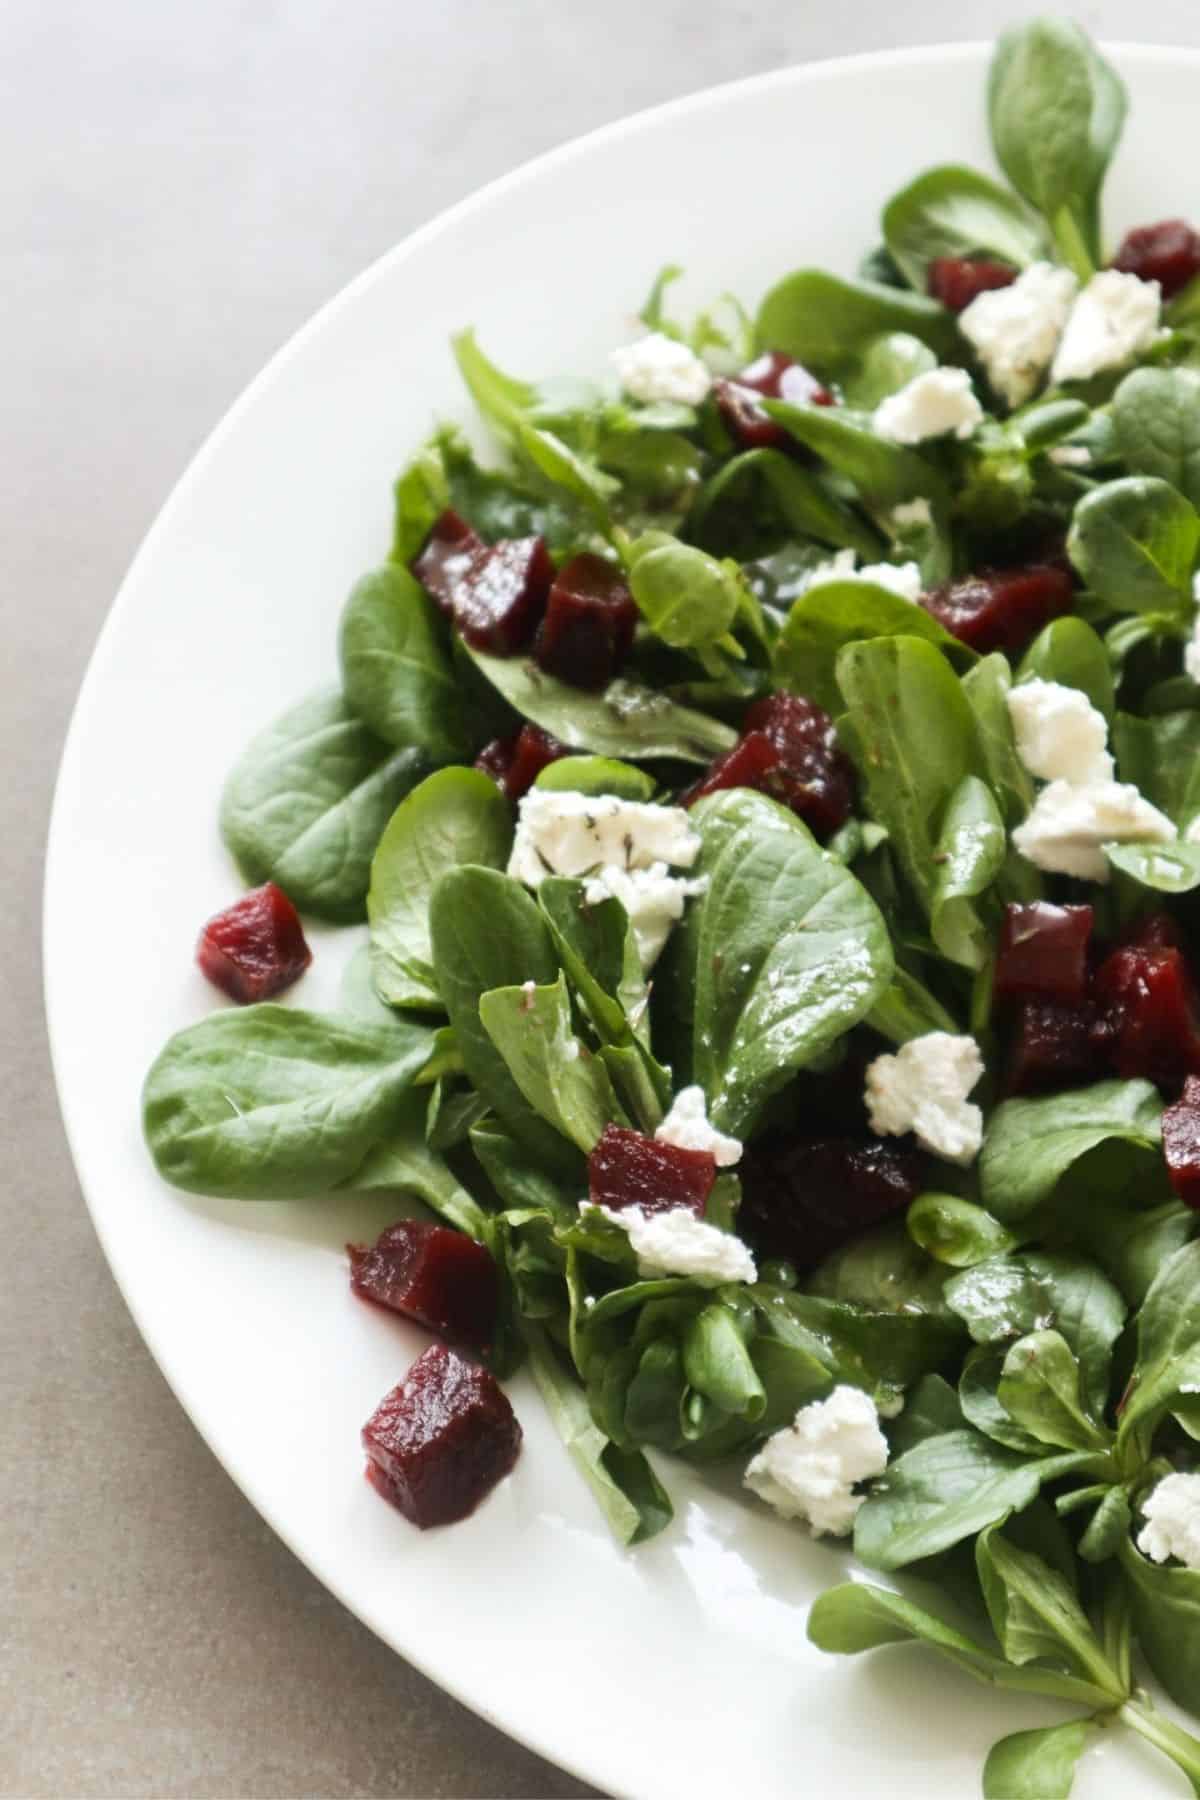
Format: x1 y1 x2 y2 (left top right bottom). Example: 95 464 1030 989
45 41 1198 1800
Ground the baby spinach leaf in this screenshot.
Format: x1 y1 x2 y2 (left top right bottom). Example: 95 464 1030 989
390 440 450 564
882 164 1045 289
429 866 582 1176
808 1583 1112 1708
977 1522 1124 1695
1113 366 1200 509
479 973 622 1154
468 1120 577 1221
835 636 982 918
805 1219 956 1320
142 1007 435 1198
1112 708 1200 829
988 20 1126 272
981 1719 1090 1800
1119 1537 1200 1720
343 1088 486 1238
997 1330 1111 1453
687 448 881 562
756 269 958 375
1067 476 1199 616
840 332 937 410
339 565 471 762
930 773 1006 971
854 1427 1090 1571
521 1319 672 1543
676 789 893 1134
765 401 945 508
867 965 961 1046
368 768 512 1010
961 654 1038 832
1016 617 1115 721
219 689 431 923
537 878 649 1047
980 1081 1163 1223
960 1344 1045 1455
1105 841 1200 894
773 581 968 716
1077 1486 1131 1565
1118 1240 1200 1450
890 1373 966 1455
907 1193 1019 1267
533 755 656 802
464 647 735 764
340 942 399 1027
625 534 742 651
682 1302 765 1421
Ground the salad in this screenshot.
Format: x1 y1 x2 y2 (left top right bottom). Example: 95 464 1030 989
141 18 1200 1796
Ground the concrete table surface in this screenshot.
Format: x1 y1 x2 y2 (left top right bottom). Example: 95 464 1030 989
6 2 1200 1794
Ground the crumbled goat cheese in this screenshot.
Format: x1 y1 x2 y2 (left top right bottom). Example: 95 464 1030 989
1186 571 1200 684
594 1203 757 1285
958 262 1078 407
1013 779 1176 881
611 331 712 406
873 367 983 444
582 863 707 970
1048 444 1092 468
891 497 933 529
509 790 704 970
1137 1472 1200 1569
744 1386 889 1536
654 1085 742 1167
865 1031 984 1165
800 548 922 602
1007 678 1114 785
1051 270 1162 385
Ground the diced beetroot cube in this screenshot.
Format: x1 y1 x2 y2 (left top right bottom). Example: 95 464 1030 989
1163 1076 1200 1207
588 1122 715 1218
362 1344 521 1529
739 1135 925 1272
474 723 570 802
682 693 855 840
1005 999 1112 1096
348 1220 499 1351
1118 911 1184 954
994 903 1094 1005
1111 220 1200 299
411 509 484 616
713 378 792 452
532 552 638 690
927 257 1018 312
196 882 312 1004
921 562 1074 654
735 351 835 406
1093 944 1200 1090
452 536 553 654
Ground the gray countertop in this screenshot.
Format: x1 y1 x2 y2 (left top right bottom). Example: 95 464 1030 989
6 2 1200 1794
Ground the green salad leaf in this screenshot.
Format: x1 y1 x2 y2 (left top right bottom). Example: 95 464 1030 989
882 164 1046 289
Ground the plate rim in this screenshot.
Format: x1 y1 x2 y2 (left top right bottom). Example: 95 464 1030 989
42 35 1200 1797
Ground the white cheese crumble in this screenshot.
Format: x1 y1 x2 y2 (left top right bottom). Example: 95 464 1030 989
799 547 923 602
873 367 983 444
1013 779 1176 881
610 331 712 406
1048 444 1092 468
582 863 706 970
865 1031 984 1165
744 1386 889 1536
1006 678 1114 786
1051 270 1162 385
1186 570 1200 684
891 497 933 528
958 262 1078 408
1137 1472 1200 1569
592 1203 757 1285
654 1085 742 1167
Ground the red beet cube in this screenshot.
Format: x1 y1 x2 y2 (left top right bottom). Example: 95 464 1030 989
736 351 835 406
348 1220 498 1351
739 1135 925 1272
1005 999 1112 1096
927 257 1017 313
196 882 312 1004
588 1122 715 1218
411 509 484 616
714 354 834 452
362 1344 521 1529
1163 1076 1200 1207
994 903 1094 1005
474 724 569 802
683 693 855 840
1119 911 1185 954
1111 220 1200 300
921 562 1074 655
533 552 638 690
1094 944 1200 1090
452 536 553 654
713 378 792 452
